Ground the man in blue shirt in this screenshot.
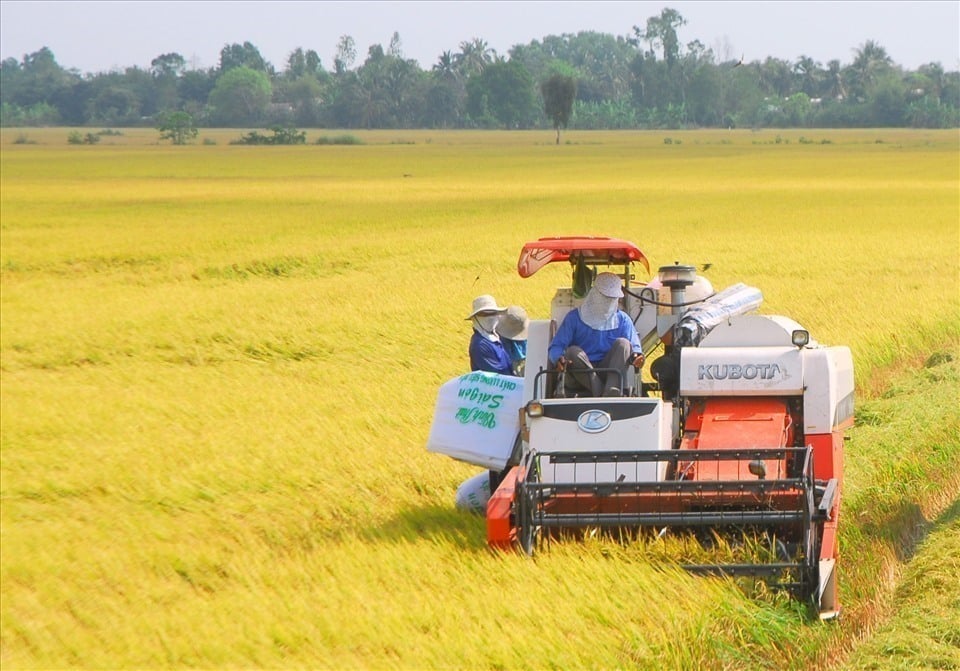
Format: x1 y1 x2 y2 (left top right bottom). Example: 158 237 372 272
467 294 513 376
548 272 644 396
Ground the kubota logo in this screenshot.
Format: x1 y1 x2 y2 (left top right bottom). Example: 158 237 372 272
698 363 782 380
577 410 611 433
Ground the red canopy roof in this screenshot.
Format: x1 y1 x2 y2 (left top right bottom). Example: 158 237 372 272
517 237 650 278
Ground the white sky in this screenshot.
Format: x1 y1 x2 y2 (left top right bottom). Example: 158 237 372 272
1 1 958 74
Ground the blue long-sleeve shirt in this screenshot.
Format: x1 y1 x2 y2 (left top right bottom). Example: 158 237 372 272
469 331 514 376
548 309 642 365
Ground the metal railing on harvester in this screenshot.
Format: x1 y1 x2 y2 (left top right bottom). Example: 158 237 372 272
515 446 826 600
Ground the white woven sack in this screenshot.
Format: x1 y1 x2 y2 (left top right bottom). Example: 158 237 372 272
426 371 523 471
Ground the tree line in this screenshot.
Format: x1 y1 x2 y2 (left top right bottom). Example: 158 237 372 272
2 8 958 132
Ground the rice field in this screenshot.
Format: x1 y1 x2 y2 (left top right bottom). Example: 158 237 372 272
1 127 958 669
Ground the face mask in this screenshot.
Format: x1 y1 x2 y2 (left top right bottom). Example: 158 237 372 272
580 289 619 330
476 314 500 333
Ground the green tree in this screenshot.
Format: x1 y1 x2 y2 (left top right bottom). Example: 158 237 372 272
150 52 186 78
782 92 812 127
87 80 141 125
80 66 159 120
334 35 357 74
219 42 270 74
848 40 893 100
388 31 404 59
207 66 271 126
433 51 458 80
0 19 953 131
0 100 60 126
1 47 76 109
285 48 325 80
916 62 947 103
939 71 959 108
793 55 823 97
178 68 216 120
510 31 635 105
635 8 686 66
906 95 950 127
456 38 496 77
572 99 636 129
425 51 465 127
286 48 308 78
326 43 427 128
825 59 846 100
758 57 794 98
867 72 908 125
423 77 463 128
682 41 720 126
466 60 536 128
156 110 198 144
541 73 577 143
150 53 185 112
722 65 765 128
278 75 325 126
276 47 330 126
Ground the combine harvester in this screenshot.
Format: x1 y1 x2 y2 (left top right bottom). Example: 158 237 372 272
482 237 854 619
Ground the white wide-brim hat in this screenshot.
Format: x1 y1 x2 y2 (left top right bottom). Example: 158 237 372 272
466 294 507 319
498 305 529 339
594 272 624 298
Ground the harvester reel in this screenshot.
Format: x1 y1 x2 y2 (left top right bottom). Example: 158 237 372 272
516 459 542 556
517 483 539 556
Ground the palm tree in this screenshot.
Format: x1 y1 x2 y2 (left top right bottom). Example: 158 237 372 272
849 40 893 99
918 62 946 102
793 55 822 97
455 38 495 77
432 51 458 80
758 57 793 98
825 59 846 100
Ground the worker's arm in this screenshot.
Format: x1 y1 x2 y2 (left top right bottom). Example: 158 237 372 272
621 312 644 367
547 311 576 365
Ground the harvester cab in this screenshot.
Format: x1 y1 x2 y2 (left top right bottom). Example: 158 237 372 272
486 236 854 620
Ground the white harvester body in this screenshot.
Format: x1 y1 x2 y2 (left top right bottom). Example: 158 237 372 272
427 236 855 619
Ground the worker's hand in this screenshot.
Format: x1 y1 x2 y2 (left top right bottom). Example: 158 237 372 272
630 352 645 369
555 356 567 372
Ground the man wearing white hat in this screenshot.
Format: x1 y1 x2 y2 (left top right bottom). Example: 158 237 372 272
548 272 644 396
467 295 513 376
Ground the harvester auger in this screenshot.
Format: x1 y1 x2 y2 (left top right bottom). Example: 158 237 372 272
486 237 853 619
